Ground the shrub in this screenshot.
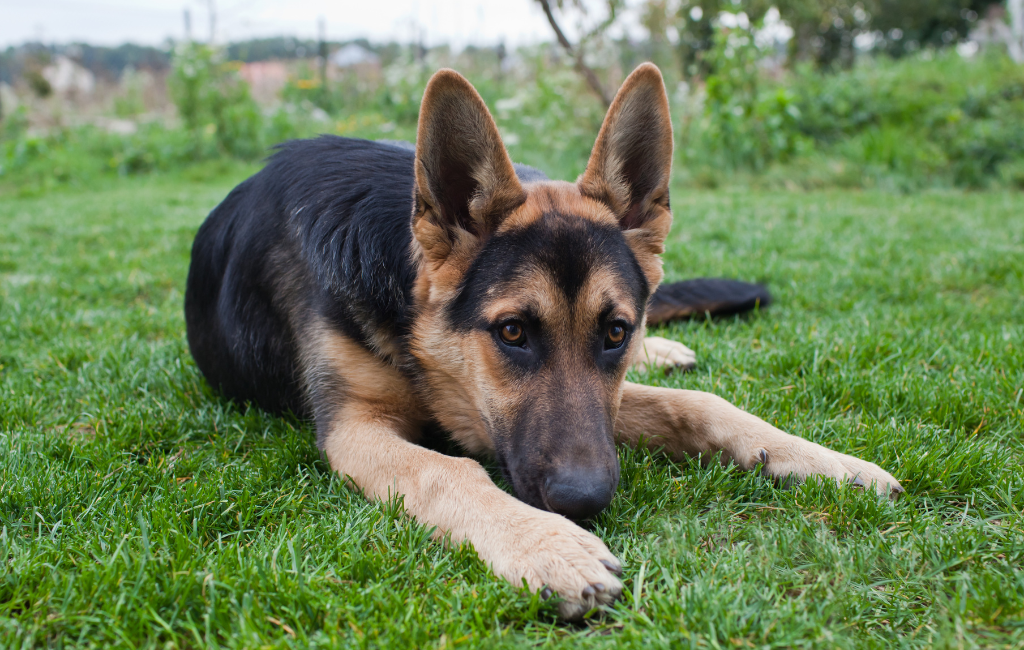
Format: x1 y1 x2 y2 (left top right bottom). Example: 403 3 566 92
4 38 1022 194
789 51 1024 188
680 19 810 172
169 43 265 159
681 46 1024 189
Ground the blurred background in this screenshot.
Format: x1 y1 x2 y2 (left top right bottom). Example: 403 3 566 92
1 0 1023 192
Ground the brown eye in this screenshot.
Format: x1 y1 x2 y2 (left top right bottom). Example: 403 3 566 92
605 324 626 349
499 322 525 346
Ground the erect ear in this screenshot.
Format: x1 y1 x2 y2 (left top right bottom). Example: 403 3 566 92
578 63 673 236
413 69 525 257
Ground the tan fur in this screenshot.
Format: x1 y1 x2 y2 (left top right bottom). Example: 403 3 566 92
312 326 622 620
578 63 674 291
408 175 648 464
308 65 901 622
499 181 619 231
413 69 525 257
631 336 697 373
615 382 902 496
408 260 641 456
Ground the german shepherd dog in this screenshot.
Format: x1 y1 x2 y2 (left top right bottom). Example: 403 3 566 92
185 64 902 618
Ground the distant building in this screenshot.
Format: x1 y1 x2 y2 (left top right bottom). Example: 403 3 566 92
41 56 95 98
239 60 290 104
330 44 380 69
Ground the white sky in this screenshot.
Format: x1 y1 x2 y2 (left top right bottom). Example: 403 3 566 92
0 0 561 49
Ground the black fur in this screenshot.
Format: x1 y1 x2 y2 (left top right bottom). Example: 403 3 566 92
185 135 769 421
185 136 557 416
647 277 772 325
186 136 417 416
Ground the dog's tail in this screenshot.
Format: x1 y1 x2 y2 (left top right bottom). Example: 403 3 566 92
647 278 772 325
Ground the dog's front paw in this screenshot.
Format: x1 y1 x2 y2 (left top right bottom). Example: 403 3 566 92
751 437 903 499
632 336 696 374
484 509 623 619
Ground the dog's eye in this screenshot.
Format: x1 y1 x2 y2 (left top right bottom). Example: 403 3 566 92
499 322 526 346
605 324 626 349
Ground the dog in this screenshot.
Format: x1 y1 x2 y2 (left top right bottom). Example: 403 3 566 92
184 63 902 619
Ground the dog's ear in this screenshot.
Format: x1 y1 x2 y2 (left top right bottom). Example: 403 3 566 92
413 69 525 260
578 63 673 236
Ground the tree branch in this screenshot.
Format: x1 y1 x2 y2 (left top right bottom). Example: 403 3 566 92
537 0 612 107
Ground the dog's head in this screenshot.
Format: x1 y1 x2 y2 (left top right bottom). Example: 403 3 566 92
409 64 673 521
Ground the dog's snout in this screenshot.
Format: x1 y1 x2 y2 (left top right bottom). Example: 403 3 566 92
543 468 616 521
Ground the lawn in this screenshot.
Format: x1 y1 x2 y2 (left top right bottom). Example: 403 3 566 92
1 165 1022 648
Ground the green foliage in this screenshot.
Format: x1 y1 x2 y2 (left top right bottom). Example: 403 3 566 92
492 62 607 179
169 42 265 159
769 0 872 68
0 124 196 193
226 37 324 63
869 0 982 58
0 106 29 142
668 0 983 70
790 51 1024 188
24 69 52 98
671 0 775 75
379 58 437 124
279 56 433 122
2 174 1022 646
0 44 306 194
112 68 148 118
680 49 1024 189
681 22 809 171
71 41 171 76
3 37 1022 194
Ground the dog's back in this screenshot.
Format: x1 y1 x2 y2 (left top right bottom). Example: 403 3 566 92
186 137 422 415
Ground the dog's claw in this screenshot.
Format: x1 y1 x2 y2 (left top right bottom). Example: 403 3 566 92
758 449 768 466
582 585 595 598
593 583 606 593
541 587 553 600
849 475 906 501
600 559 622 576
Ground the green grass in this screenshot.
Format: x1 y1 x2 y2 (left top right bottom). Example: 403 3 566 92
1 166 1022 648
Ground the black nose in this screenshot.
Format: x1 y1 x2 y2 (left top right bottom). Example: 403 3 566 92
543 468 616 521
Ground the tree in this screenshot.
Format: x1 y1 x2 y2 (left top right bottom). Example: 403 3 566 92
535 0 625 106
870 0 989 58
655 0 994 74
670 1 775 76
